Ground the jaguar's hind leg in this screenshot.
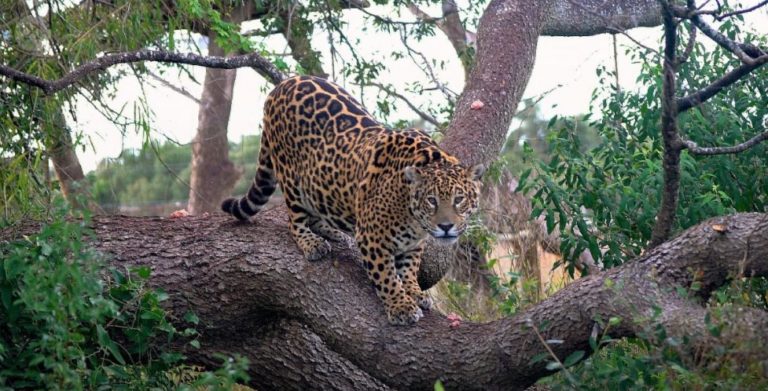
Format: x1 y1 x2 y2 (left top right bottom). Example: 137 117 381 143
283 186 331 261
309 219 348 243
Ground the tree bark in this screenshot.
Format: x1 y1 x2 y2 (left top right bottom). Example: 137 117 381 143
278 7 328 77
186 35 243 215
47 109 92 211
4 210 765 390
440 0 665 167
440 0 550 166
543 0 662 37
649 4 682 247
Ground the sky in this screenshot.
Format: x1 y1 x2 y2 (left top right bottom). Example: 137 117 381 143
70 3 768 173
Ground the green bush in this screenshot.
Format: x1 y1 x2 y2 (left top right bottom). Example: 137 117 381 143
0 204 249 389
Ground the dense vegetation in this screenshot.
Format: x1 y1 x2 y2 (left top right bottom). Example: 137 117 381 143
0 203 249 389
520 22 768 269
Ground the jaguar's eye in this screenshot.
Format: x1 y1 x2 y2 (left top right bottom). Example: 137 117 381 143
454 196 465 206
427 196 438 208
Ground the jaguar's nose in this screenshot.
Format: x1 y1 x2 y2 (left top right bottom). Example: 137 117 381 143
437 223 454 233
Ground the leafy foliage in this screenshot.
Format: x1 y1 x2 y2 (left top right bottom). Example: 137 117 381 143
519 23 768 269
0 202 248 389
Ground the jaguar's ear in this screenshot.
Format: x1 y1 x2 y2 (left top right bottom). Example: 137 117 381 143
467 164 485 181
404 166 422 184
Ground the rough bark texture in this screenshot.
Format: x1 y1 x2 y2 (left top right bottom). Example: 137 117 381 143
543 0 662 36
440 0 549 167
4 210 765 390
186 33 243 215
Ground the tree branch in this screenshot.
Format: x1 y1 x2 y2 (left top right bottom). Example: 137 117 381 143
440 0 551 166
676 54 768 112
649 0 683 248
545 0 663 36
3 209 767 390
671 2 767 65
0 49 286 94
145 70 201 104
713 0 768 20
681 129 768 155
407 0 473 77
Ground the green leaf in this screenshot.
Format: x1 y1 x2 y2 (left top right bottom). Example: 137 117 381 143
517 168 532 189
564 350 585 367
155 289 169 302
134 266 151 279
184 311 200 325
97 325 126 365
434 380 445 391
546 212 555 233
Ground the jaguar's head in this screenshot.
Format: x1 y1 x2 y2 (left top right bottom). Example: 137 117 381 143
404 163 484 245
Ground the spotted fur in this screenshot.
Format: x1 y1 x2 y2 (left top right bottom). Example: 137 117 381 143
222 75 483 325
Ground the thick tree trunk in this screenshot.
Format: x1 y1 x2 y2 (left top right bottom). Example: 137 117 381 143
5 210 764 390
440 0 664 167
440 0 548 166
186 37 242 215
436 0 664 280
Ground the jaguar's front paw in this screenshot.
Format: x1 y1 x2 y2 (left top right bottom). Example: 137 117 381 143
385 296 424 325
299 236 331 261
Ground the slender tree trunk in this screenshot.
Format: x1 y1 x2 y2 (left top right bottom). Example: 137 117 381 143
279 8 327 77
650 4 683 247
186 36 242 215
47 109 92 211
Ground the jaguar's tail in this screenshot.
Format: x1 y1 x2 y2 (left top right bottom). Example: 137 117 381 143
221 143 277 221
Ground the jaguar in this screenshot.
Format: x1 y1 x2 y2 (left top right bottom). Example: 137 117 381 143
222 75 483 324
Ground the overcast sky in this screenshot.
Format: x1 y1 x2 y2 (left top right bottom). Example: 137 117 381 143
70 4 768 172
